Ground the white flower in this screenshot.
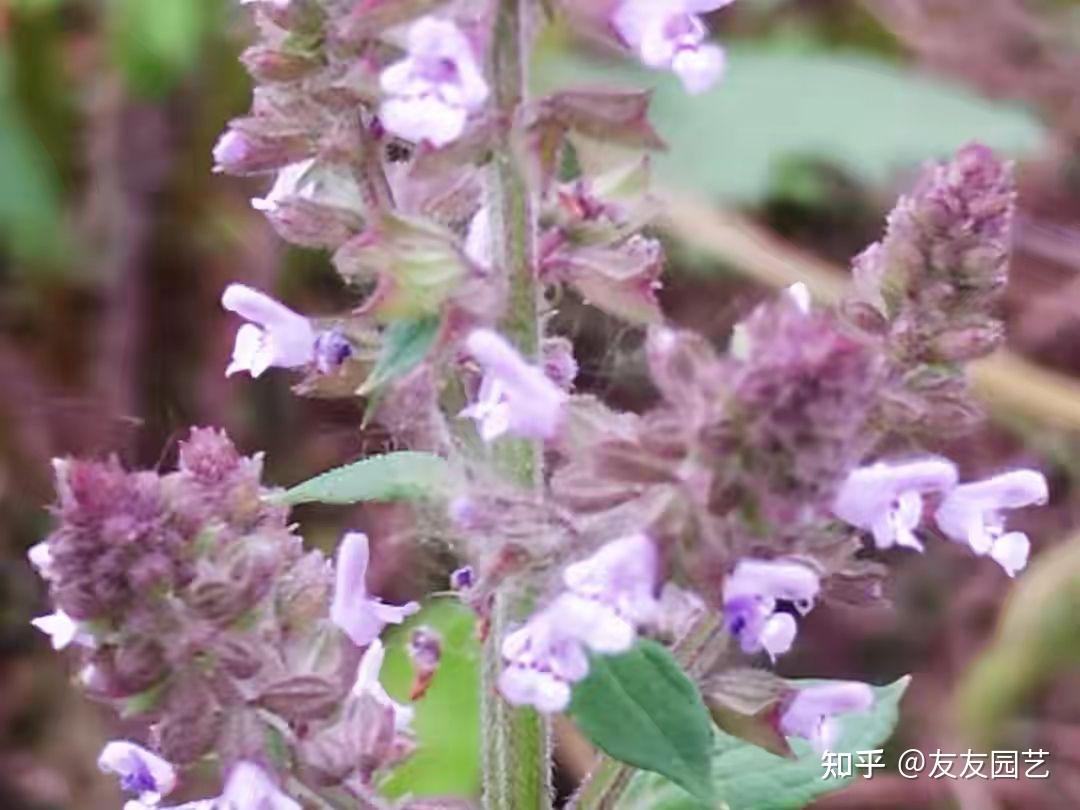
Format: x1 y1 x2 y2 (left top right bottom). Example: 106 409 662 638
221 283 317 378
552 534 660 654
331 532 420 647
27 541 54 580
464 206 492 271
935 469 1048 577
218 762 299 810
251 159 316 213
612 0 735 94
98 741 177 806
31 609 91 651
498 610 589 713
461 329 567 442
786 282 811 313
779 682 875 752
833 458 958 552
722 559 820 661
353 638 415 733
379 17 489 147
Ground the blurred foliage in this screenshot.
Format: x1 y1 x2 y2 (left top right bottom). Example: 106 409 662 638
954 533 1080 747
106 0 224 99
536 39 1045 205
0 50 66 263
380 600 482 800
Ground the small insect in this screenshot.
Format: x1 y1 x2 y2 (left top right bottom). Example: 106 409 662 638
385 140 413 163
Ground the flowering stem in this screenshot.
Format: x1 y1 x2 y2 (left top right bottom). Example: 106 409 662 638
480 1 552 808
568 613 724 810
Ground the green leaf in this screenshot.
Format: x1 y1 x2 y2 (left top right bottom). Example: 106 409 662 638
359 316 441 396
534 43 1044 203
274 451 452 506
379 601 482 799
569 640 716 804
0 51 66 263
616 676 910 810
107 0 221 98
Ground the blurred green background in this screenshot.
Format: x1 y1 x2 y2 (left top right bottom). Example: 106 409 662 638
3 0 1080 807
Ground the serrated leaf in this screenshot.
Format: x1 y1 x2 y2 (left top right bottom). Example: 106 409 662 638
359 316 441 396
275 451 452 506
569 640 715 804
617 676 910 810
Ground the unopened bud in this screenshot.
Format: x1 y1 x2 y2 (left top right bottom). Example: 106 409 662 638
212 127 311 176
255 675 343 722
408 627 442 700
240 45 319 83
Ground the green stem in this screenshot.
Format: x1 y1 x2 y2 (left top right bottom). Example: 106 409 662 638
481 1 552 808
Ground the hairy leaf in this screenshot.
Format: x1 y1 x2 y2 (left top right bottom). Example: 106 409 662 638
617 677 910 810
275 451 452 506
570 640 715 804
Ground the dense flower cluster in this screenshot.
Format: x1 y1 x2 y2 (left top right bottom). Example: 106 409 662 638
29 0 1053 806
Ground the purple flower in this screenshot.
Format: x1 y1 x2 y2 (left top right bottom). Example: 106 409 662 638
498 609 589 713
833 458 958 552
379 17 489 147
353 638 414 732
935 469 1048 577
612 0 735 94
552 534 660 653
218 762 299 810
779 682 875 752
98 741 177 805
221 283 317 378
722 559 820 661
31 609 91 651
461 329 567 442
331 532 420 647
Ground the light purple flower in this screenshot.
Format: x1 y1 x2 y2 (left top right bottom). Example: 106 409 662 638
833 458 959 552
722 559 820 661
353 638 414 732
98 741 177 806
461 329 567 442
779 682 875 752
379 17 489 147
612 0 735 94
935 469 1048 577
331 532 420 647
552 534 660 654
221 283 317 378
498 609 589 713
31 609 91 651
218 762 299 810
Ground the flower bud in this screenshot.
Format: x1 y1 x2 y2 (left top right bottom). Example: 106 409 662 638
408 627 442 700
256 675 344 723
240 45 320 83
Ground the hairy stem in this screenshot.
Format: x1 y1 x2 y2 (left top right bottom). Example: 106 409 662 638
481 1 552 809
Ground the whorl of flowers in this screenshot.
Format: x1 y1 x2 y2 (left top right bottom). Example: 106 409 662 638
28 0 1053 806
